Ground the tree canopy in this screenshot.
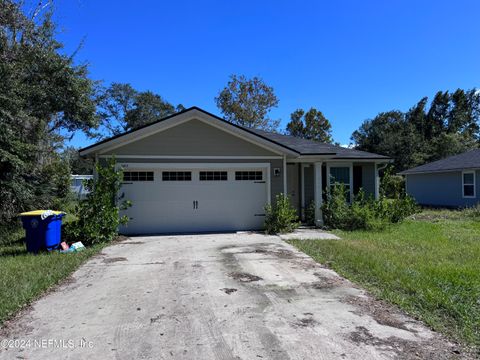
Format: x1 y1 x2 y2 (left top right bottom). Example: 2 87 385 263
0 0 98 228
286 108 333 143
96 83 184 138
215 74 280 131
352 89 480 171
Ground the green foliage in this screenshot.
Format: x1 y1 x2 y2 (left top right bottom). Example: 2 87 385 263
286 108 333 143
322 184 418 231
65 159 131 245
96 83 184 138
305 200 316 226
380 165 405 198
352 89 480 172
264 194 300 234
215 74 280 131
62 146 94 175
0 1 97 229
321 184 352 229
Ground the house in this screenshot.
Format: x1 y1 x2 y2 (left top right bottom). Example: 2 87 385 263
79 107 389 234
399 149 480 207
70 175 93 199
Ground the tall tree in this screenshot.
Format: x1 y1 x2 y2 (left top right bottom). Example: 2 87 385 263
286 108 333 143
96 83 184 138
352 89 480 172
0 0 98 227
215 74 280 131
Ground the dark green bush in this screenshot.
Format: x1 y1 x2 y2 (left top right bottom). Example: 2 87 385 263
264 194 300 234
305 200 316 226
322 183 418 231
64 158 131 245
380 165 406 199
321 184 352 229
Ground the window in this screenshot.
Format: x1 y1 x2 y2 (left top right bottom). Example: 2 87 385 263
123 171 154 182
199 171 227 181
235 171 263 181
329 166 352 201
463 171 476 198
162 171 191 181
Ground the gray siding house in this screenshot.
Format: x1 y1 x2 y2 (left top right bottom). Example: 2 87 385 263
80 107 389 234
399 149 480 207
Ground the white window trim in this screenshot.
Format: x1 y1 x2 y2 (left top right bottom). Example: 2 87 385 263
462 170 476 198
326 162 353 202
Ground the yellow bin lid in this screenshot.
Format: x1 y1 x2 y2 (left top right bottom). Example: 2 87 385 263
20 210 65 216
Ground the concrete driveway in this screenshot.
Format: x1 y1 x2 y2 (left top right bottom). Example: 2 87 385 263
0 233 461 359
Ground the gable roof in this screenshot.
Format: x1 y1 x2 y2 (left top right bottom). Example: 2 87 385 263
399 149 480 175
79 106 389 160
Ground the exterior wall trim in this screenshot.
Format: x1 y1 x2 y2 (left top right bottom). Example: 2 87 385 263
100 155 283 160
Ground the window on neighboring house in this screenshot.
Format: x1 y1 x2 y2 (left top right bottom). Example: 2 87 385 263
463 171 475 198
199 171 228 181
162 171 191 181
235 171 263 181
123 171 154 182
329 166 351 201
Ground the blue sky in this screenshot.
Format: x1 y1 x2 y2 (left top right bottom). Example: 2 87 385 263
54 0 480 148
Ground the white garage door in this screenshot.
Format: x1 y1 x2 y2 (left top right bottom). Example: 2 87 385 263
119 164 269 234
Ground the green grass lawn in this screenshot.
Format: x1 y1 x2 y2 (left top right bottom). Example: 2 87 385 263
288 209 480 350
0 225 105 325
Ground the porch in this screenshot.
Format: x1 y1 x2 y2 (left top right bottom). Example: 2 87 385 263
285 161 385 225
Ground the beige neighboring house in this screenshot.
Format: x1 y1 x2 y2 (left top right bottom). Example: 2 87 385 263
80 107 389 234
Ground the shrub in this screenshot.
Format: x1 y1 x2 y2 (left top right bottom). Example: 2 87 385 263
380 165 405 199
305 200 316 226
264 194 300 234
64 158 131 245
321 183 352 229
322 183 418 231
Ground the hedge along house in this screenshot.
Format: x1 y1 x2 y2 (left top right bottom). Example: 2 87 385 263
399 149 480 208
80 107 390 234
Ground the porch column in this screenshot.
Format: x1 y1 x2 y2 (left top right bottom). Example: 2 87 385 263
314 161 323 226
374 164 379 199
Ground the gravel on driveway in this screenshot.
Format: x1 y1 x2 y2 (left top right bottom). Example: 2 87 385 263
0 233 464 359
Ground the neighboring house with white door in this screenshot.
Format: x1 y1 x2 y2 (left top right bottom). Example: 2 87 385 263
399 149 480 207
79 107 389 234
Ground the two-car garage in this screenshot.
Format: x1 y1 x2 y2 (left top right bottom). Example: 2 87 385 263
119 163 270 234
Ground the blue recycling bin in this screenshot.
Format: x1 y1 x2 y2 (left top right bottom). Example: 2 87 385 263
20 211 65 253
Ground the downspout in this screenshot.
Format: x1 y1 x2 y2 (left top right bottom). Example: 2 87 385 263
283 155 287 196
375 162 389 199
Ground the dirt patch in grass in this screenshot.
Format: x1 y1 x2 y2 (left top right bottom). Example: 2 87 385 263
228 272 262 283
103 257 127 263
344 295 411 331
349 326 464 360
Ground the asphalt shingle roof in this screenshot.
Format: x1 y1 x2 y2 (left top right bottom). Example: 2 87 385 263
248 128 389 159
80 106 389 159
399 149 480 175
